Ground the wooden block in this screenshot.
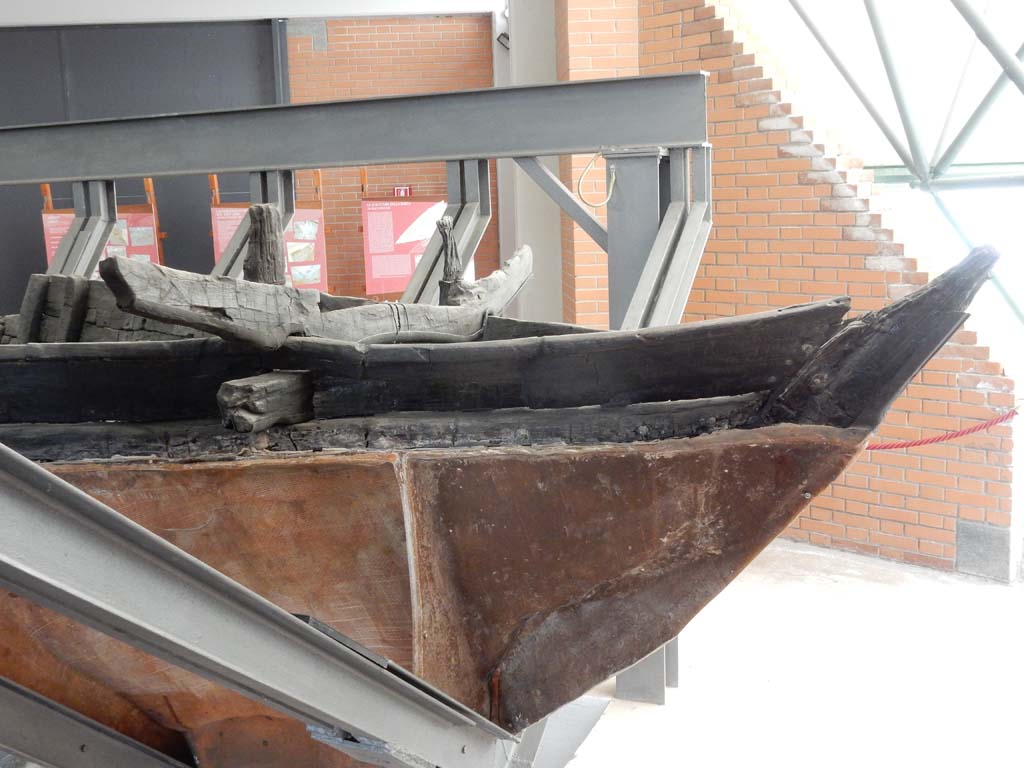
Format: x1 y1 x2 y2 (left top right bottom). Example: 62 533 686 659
218 371 313 433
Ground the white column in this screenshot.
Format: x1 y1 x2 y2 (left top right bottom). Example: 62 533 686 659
505 0 564 321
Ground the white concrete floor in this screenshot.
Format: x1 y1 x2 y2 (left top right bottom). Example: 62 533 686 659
570 540 1023 767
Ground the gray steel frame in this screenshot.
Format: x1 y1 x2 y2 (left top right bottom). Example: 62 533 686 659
402 159 493 304
790 0 1023 326
0 442 521 768
9 74 709 295
618 145 712 330
0 677 189 768
0 75 707 183
951 0 1024 100
788 0 921 181
863 0 929 182
513 156 608 251
932 42 1024 179
46 180 118 277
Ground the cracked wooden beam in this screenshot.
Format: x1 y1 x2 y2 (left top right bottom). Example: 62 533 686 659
218 371 313 433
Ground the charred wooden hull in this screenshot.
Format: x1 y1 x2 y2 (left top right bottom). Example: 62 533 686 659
0 247 998 766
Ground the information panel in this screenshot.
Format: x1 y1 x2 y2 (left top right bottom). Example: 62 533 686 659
211 206 330 292
361 198 446 295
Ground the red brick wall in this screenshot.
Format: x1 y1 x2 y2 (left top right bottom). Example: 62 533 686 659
287 16 499 298
555 0 1015 571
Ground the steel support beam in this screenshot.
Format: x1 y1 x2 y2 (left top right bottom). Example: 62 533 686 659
920 174 1024 190
951 0 1024 100
621 145 712 330
402 162 466 303
271 19 291 106
0 677 188 768
864 0 930 181
664 637 680 689
605 147 668 329
615 647 667 705
788 0 922 180
0 75 707 185
933 41 1024 178
46 181 90 276
46 180 118 277
0 442 519 768
514 156 608 251
402 159 493 305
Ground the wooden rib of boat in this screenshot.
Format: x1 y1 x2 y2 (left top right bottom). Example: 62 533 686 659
0 246 997 767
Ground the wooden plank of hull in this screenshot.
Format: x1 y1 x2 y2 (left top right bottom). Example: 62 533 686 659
305 297 849 416
0 423 863 766
0 339 270 423
0 297 847 424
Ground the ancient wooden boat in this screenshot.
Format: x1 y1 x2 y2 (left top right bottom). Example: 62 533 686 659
0 243 997 767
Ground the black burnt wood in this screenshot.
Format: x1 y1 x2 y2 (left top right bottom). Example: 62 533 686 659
0 392 764 462
0 298 848 424
762 247 997 428
302 298 850 417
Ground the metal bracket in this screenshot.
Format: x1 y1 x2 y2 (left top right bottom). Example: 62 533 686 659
514 156 608 251
211 169 296 277
47 180 118 277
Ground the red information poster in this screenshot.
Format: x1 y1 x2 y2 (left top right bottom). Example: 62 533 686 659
42 211 161 271
211 206 330 293
361 198 446 295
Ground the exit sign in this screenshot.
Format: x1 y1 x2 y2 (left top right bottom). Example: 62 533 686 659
393 185 412 197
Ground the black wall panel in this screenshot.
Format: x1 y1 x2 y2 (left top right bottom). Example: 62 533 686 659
0 22 277 312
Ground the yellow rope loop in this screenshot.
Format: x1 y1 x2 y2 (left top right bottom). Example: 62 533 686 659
576 152 617 208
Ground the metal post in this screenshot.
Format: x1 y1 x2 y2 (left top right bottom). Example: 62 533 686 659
864 0 930 181
58 180 117 278
615 646 667 705
788 0 922 181
950 0 1024 98
605 147 667 329
646 145 712 327
0 677 188 768
46 181 90 275
620 147 689 330
664 637 680 688
932 41 1024 178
